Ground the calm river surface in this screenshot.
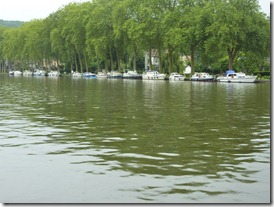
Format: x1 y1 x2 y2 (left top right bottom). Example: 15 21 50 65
0 75 270 203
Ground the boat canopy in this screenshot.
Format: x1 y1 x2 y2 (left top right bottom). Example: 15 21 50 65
226 70 236 75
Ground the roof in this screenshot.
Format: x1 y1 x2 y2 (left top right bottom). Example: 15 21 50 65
226 70 236 75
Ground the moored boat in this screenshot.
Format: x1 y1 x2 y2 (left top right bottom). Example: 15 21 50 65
47 71 60 77
191 72 214 81
123 70 142 79
83 72 97 78
14 70 22 76
107 71 123 79
216 70 257 83
142 70 167 80
97 72 108 78
33 69 46 76
72 71 82 78
23 70 33 76
169 72 185 81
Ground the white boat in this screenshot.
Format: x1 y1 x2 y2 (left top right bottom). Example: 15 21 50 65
107 71 123 79
14 71 22 76
169 72 185 81
72 71 82 78
97 72 108 78
83 72 97 78
191 72 214 81
123 70 142 79
23 70 33 76
47 71 60 77
33 69 46 76
8 71 14 76
142 70 167 80
217 70 257 83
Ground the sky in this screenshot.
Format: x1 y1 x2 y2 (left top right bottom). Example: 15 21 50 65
0 0 271 22
0 0 88 21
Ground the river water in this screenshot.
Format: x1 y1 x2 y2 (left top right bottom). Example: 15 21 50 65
0 75 270 203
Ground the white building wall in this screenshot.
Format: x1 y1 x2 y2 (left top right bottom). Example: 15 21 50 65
145 50 159 71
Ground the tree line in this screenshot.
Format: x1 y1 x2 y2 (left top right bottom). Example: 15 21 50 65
0 0 270 75
0 20 24 28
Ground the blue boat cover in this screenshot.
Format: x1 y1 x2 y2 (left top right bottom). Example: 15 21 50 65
226 70 236 75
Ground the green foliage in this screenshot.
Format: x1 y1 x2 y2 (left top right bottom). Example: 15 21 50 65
204 0 270 71
0 0 270 74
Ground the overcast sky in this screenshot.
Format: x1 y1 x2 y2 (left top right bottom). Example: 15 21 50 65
0 0 271 22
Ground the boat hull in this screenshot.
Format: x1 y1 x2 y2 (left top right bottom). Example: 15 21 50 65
107 76 123 79
217 77 257 83
169 77 185 81
142 75 166 80
83 75 97 78
191 78 214 81
97 75 107 78
123 76 142 79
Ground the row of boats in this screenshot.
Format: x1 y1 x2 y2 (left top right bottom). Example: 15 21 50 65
9 70 60 77
9 69 258 83
171 70 258 83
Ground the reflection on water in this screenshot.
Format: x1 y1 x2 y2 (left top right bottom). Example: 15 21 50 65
0 75 270 203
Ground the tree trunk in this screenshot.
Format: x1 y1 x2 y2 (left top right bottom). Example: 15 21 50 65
168 50 173 74
75 54 78 72
78 53 83 74
68 54 73 73
84 51 88 73
97 60 100 72
190 45 195 75
47 59 50 72
56 58 60 73
133 48 137 71
96 54 101 72
158 49 163 73
70 63 73 73
149 48 152 70
105 59 109 72
116 47 120 72
227 48 236 70
67 51 73 73
109 46 114 71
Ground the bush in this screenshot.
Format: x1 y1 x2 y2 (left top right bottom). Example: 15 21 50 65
254 71 270 77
